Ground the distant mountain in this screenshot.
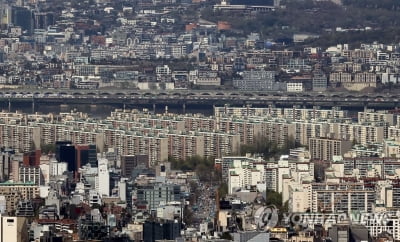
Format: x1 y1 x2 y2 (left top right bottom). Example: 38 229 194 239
229 0 274 6
343 0 400 10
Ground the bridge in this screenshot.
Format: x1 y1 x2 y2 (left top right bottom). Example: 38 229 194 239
0 89 399 112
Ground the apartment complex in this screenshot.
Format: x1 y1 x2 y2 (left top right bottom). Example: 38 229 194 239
0 107 398 170
309 138 352 161
219 149 314 196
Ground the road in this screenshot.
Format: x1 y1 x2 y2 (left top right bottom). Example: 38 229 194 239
188 180 217 231
0 89 400 110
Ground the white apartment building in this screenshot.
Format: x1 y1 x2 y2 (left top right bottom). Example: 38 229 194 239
358 110 395 126
331 123 385 145
288 183 312 213
277 158 290 193
215 155 265 183
283 107 346 120
97 158 110 197
228 159 264 194
286 82 303 92
294 121 330 146
375 181 393 208
383 139 400 158
0 215 28 242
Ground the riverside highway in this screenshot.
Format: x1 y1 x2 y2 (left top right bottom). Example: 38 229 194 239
0 89 398 111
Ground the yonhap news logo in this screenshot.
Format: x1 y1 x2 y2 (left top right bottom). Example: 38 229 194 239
281 212 391 227
254 205 279 229
253 207 393 230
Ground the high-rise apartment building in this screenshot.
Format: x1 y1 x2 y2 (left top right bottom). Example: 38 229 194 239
309 138 352 161
167 133 204 160
97 158 109 197
228 159 264 194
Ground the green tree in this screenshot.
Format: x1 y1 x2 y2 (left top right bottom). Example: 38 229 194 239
220 232 233 240
183 206 194 225
240 135 299 159
41 144 56 154
189 181 199 204
169 156 222 183
265 189 282 208
218 183 228 199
